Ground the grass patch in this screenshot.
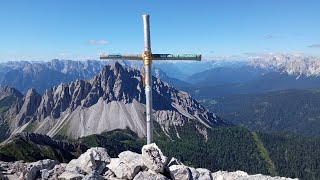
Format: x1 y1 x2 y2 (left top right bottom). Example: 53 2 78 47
252 132 277 176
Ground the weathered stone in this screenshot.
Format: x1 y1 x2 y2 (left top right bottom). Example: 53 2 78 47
66 147 110 174
40 169 51 179
107 157 140 179
83 170 103 180
118 151 143 166
189 167 200 179
133 170 169 180
166 157 184 167
142 143 168 173
87 147 111 163
169 165 191 180
58 171 84 180
24 159 59 180
40 163 67 179
196 168 213 180
119 151 144 178
102 169 116 179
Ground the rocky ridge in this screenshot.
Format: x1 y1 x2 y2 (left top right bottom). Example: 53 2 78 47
1 62 227 140
249 54 320 78
0 143 298 180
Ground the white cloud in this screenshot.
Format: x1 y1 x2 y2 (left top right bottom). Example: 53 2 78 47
88 39 109 45
308 44 320 48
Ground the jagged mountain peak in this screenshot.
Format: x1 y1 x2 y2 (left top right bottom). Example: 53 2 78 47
5 62 227 140
0 86 23 99
249 54 320 78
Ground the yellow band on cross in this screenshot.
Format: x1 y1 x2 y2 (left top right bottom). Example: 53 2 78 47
143 51 153 65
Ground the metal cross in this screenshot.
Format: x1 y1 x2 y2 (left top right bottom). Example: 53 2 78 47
100 14 201 144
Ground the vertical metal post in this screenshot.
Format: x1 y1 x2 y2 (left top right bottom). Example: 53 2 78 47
142 14 153 144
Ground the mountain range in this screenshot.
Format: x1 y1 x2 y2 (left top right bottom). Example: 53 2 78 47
0 62 227 141
0 59 319 179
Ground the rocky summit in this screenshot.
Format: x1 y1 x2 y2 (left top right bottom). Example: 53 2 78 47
0 143 297 180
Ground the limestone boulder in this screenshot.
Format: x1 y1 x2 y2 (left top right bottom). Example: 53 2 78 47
24 159 59 180
107 157 140 180
40 163 67 179
169 165 191 180
142 143 168 173
196 168 213 180
166 157 184 167
66 147 110 174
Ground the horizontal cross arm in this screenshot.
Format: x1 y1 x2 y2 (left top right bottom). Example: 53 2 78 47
100 54 143 60
100 54 201 61
152 54 201 61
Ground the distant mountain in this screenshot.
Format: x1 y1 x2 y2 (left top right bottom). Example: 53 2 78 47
0 59 189 95
0 62 228 141
153 60 247 81
249 54 320 78
183 66 320 99
188 66 268 86
0 60 111 94
202 89 320 136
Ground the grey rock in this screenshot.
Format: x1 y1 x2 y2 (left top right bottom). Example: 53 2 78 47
83 171 103 180
24 159 59 180
166 157 184 167
169 165 191 180
66 147 110 175
196 168 212 180
107 158 139 179
189 167 200 179
142 143 168 173
14 88 41 127
102 169 116 179
118 151 145 175
40 169 50 179
40 163 67 180
133 170 169 180
58 171 84 180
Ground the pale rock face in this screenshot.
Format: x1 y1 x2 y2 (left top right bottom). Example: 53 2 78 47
142 143 168 173
107 155 141 180
169 165 191 180
66 147 110 175
107 158 128 179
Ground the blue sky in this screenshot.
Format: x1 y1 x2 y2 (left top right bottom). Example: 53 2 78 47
0 0 319 61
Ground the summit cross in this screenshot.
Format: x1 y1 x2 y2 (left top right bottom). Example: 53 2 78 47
100 14 201 144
